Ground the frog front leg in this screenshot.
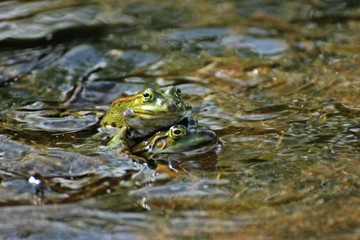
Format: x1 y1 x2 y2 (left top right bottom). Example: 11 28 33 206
108 127 147 163
108 127 128 153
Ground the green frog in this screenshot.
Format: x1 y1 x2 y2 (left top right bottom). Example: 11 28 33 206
100 86 193 156
130 125 218 162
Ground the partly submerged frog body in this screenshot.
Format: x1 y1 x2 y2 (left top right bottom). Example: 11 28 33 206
100 86 193 156
130 125 218 162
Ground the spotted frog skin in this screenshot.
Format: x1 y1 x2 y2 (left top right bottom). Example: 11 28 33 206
130 125 218 161
100 86 192 156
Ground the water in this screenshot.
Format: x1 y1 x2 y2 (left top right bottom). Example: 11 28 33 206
1 0 360 239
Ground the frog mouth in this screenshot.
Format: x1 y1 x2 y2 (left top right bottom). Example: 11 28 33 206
125 108 189 119
128 102 192 116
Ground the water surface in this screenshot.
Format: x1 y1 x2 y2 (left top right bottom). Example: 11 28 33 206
1 0 360 239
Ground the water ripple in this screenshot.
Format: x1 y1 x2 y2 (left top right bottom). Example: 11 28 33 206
221 35 288 57
130 178 229 198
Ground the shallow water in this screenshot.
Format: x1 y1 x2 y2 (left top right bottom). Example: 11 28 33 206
1 0 360 239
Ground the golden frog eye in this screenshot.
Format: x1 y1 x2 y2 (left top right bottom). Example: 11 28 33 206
169 125 186 140
142 89 154 102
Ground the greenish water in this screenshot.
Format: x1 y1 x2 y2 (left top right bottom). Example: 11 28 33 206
1 0 359 239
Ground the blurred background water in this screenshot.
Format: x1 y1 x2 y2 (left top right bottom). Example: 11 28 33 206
0 0 360 239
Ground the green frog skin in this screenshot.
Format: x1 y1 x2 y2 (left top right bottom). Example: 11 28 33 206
130 125 218 161
101 86 192 156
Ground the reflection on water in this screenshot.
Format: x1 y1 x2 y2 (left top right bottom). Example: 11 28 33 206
1 0 360 239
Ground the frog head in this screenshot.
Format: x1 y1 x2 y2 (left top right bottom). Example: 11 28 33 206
131 125 218 160
101 86 192 137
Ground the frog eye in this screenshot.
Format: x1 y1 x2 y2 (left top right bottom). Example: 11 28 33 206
169 125 186 139
142 89 154 102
